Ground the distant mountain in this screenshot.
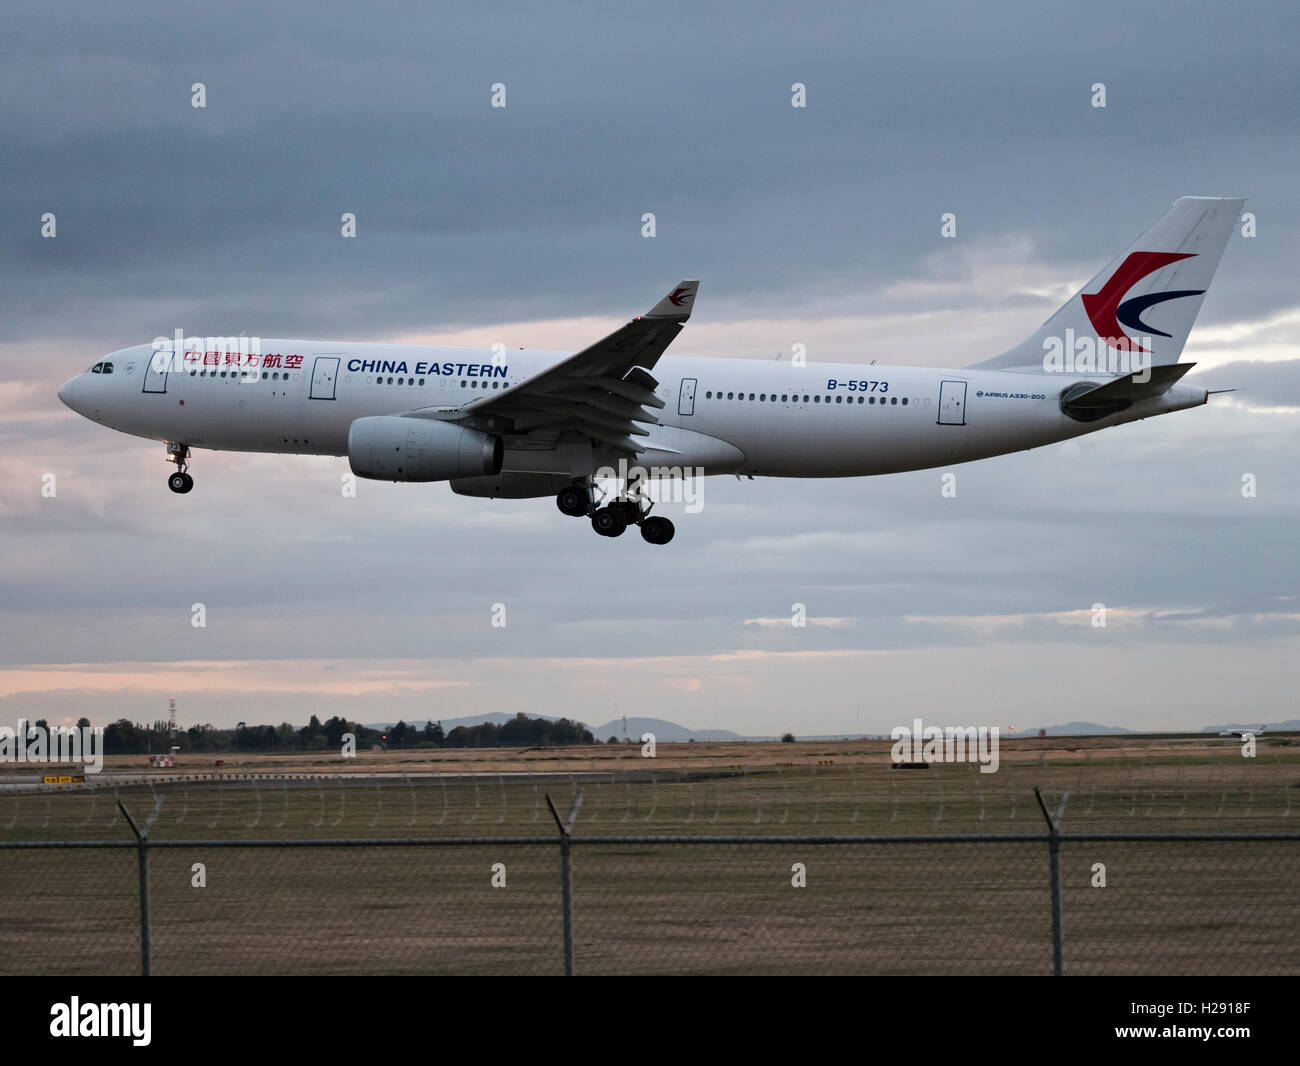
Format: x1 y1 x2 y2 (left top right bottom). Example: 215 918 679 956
1023 722 1131 736
1203 720 1300 733
588 717 743 743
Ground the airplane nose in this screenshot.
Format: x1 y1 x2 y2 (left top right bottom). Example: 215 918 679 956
58 375 83 412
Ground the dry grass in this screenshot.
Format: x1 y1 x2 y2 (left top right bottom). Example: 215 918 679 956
2 736 1297 975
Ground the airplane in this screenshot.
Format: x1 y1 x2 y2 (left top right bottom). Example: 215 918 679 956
1219 724 1266 737
58 196 1243 545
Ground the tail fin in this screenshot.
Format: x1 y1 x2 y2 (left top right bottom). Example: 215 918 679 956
968 197 1244 372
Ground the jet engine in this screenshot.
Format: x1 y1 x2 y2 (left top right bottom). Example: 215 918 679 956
347 416 502 482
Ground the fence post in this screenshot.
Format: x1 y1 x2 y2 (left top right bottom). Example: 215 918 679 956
118 799 151 977
1034 787 1068 977
545 791 584 976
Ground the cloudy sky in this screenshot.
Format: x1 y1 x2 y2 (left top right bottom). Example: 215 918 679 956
3 1 1298 736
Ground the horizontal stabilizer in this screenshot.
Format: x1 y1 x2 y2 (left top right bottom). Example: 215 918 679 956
1060 362 1194 422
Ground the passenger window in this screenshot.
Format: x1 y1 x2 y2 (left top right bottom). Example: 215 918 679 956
419 378 425 386
902 397 908 405
759 394 766 401
835 395 842 403
727 392 733 399
814 395 820 403
891 397 897 405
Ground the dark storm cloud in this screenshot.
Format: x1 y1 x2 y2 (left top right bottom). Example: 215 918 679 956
3 1 1298 345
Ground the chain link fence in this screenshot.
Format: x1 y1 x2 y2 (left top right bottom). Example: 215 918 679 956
2 826 1297 975
3 755 1298 975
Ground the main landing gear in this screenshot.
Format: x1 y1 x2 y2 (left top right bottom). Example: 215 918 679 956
166 443 194 494
555 479 675 544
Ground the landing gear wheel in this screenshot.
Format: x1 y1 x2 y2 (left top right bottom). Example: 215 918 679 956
591 506 628 537
640 516 675 545
610 500 641 525
166 442 192 493
556 485 589 517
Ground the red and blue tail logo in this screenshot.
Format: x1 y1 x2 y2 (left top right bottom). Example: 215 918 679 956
1081 252 1204 352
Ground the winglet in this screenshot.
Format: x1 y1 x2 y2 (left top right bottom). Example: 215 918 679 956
645 280 699 320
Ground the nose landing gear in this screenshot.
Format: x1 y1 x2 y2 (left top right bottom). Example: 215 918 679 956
166 443 194 494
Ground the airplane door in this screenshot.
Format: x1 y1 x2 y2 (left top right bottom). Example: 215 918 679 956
937 380 967 425
310 356 340 400
142 348 171 393
678 377 697 416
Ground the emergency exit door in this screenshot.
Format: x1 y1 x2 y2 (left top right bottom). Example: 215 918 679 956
937 380 967 425
678 377 697 416
310 356 340 400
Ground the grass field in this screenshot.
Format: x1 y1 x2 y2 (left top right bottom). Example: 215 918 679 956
1 737 1297 975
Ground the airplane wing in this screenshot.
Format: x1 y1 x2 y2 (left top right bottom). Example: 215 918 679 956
421 281 698 455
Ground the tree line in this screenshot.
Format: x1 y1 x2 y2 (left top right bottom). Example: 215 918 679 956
82 713 594 755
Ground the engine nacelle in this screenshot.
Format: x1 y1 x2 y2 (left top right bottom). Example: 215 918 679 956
347 416 502 482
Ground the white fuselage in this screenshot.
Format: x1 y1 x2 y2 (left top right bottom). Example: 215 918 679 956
58 340 1208 487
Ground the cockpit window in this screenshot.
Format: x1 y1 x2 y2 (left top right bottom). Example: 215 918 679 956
101 362 114 374
90 362 103 373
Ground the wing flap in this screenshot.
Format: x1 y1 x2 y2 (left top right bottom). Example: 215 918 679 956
447 281 698 455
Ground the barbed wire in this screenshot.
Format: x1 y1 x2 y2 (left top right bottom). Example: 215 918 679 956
0 741 1295 840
